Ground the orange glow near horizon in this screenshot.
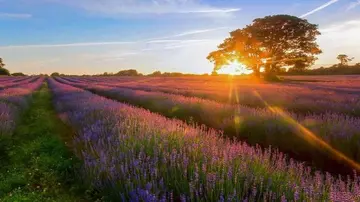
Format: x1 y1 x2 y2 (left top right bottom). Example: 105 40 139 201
217 61 253 75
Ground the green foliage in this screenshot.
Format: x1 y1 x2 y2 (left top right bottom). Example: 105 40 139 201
285 63 360 75
50 72 60 77
115 69 140 76
148 71 162 76
337 54 354 66
0 84 89 201
11 72 26 76
0 68 10 76
207 15 322 78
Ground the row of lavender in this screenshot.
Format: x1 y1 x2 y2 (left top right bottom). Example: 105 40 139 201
48 77 360 201
67 76 360 116
56 77 360 173
0 76 39 90
0 76 29 83
0 77 44 136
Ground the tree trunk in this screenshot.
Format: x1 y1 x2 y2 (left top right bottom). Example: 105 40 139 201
264 63 280 81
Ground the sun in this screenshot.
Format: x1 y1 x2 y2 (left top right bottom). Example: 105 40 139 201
217 61 253 75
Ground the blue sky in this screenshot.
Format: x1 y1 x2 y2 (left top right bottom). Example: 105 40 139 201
0 0 360 75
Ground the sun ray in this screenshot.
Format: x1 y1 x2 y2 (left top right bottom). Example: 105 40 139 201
217 61 253 75
253 90 360 172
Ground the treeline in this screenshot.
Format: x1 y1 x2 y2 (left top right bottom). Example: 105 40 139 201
92 69 210 77
0 57 28 76
282 63 360 75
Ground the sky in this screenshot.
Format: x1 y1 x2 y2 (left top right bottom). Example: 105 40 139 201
0 0 359 75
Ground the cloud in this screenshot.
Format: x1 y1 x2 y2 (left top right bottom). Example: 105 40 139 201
146 39 215 44
320 20 360 33
80 38 220 62
171 27 229 37
163 40 215 50
0 41 136 49
316 19 360 64
44 0 240 17
0 26 227 49
346 0 360 10
300 0 339 18
176 8 241 14
0 12 32 19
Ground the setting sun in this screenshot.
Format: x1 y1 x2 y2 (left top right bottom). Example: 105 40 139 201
2 0 360 200
217 61 253 75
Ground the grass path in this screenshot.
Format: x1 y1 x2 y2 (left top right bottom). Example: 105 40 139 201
0 82 87 201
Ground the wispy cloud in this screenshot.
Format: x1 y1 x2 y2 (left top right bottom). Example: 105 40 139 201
44 0 240 17
320 20 360 33
346 0 360 10
81 38 219 61
176 8 241 14
0 12 32 19
171 27 228 37
0 26 226 49
163 40 215 50
300 0 340 18
0 41 136 49
146 39 215 44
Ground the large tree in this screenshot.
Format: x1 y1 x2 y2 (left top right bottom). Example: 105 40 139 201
207 28 266 77
337 54 354 66
207 15 322 78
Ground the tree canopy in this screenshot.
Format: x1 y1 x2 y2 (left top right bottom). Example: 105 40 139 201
11 72 26 76
148 71 162 76
115 69 140 76
337 54 354 66
51 72 60 77
0 68 10 76
207 15 322 78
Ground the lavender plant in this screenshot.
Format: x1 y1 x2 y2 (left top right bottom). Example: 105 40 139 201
55 77 360 174
49 78 360 201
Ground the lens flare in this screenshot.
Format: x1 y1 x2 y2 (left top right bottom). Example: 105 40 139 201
253 90 360 172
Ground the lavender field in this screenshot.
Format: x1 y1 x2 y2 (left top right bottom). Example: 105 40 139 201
0 76 43 136
2 75 360 201
54 76 360 174
49 77 360 201
2 1 360 200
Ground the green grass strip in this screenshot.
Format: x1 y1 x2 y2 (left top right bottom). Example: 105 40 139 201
0 82 88 202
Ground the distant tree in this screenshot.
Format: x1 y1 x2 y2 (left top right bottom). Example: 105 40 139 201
162 72 184 77
148 71 162 76
11 72 26 76
337 54 354 66
0 68 10 76
115 69 139 76
0 58 5 69
207 15 322 79
0 58 10 76
51 72 60 77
